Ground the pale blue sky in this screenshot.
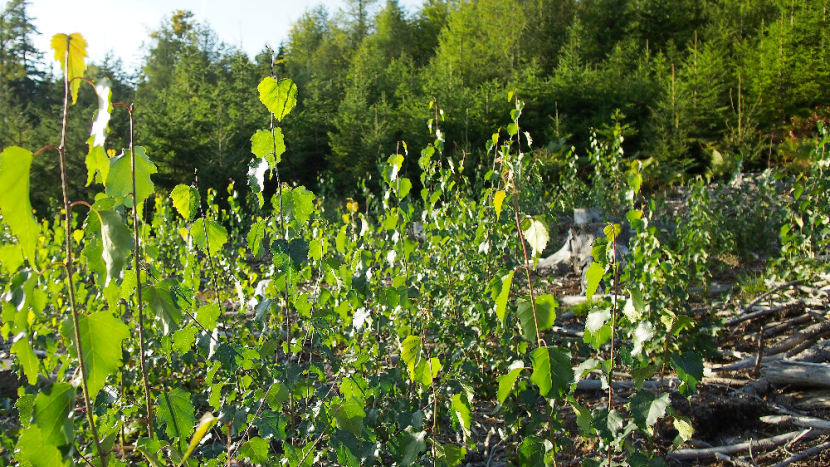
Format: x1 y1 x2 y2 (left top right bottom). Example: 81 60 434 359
20 0 423 73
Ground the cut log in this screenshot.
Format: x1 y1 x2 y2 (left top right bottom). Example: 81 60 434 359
763 360 830 388
760 414 830 430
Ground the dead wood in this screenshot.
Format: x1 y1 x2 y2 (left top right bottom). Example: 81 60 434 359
760 414 830 430
763 360 830 388
769 438 830 467
741 280 803 314
670 428 826 460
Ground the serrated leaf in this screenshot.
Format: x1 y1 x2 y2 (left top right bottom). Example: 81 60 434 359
106 147 157 206
156 388 195 450
195 303 220 331
135 437 166 467
33 383 75 447
62 311 129 400
516 294 557 341
191 219 228 256
531 347 573 399
50 33 87 104
493 190 506 220
497 364 524 403
0 146 39 266
585 262 605 301
258 77 297 121
247 220 267 257
238 436 270 466
173 327 198 354
631 365 657 390
14 424 70 467
629 390 670 428
400 335 421 381
144 280 182 335
334 397 366 437
489 270 514 321
395 177 413 199
98 209 134 285
396 427 426 466
435 442 465 467
517 436 547 467
170 185 200 221
255 411 286 440
271 238 309 269
0 244 25 274
673 415 694 443
11 337 39 385
413 357 442 387
280 186 316 224
521 217 549 258
85 137 109 186
178 413 217 467
569 399 592 436
251 128 285 168
266 383 290 409
672 352 704 395
450 394 472 440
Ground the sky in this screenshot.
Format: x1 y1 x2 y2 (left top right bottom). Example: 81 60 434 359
20 0 423 74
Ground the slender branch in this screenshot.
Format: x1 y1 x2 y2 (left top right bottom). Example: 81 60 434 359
607 228 618 467
57 37 106 467
118 101 154 435
33 145 59 158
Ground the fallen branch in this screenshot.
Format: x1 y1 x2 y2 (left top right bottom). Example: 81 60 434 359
763 361 830 388
765 320 830 356
741 280 803 314
727 301 803 327
770 438 830 467
670 428 825 460
760 414 830 430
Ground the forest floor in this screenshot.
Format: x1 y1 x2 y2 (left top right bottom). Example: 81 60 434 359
457 267 830 467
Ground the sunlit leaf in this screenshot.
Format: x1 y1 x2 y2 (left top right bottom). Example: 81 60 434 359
280 186 316 224
258 77 297 121
585 262 605 301
493 190 506 220
0 146 39 266
14 424 70 467
629 390 670 429
170 185 200 221
530 346 573 399
60 311 129 400
11 337 39 385
488 270 514 321
106 147 157 206
334 397 366 437
33 383 75 447
238 436 270 466
497 362 524 403
178 412 217 467
450 394 472 441
85 137 109 186
156 388 195 450
247 219 267 257
251 128 285 168
0 244 24 275
98 209 134 285
144 280 182 335
516 294 557 341
521 216 549 258
191 219 228 256
50 33 87 104
400 335 422 381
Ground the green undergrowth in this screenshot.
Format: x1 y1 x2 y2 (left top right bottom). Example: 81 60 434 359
0 34 829 467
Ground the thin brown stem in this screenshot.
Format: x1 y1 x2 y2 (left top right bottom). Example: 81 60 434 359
33 145 59 158
607 228 618 467
57 37 106 467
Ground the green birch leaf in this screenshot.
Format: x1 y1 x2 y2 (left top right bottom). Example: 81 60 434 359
266 383 290 409
156 388 195 450
61 311 130 400
195 303 220 331
0 244 25 274
435 443 466 467
334 397 366 437
0 146 39 266
33 383 75 447
50 33 87 104
497 362 525 404
11 337 39 385
258 77 298 121
530 347 573 399
178 413 218 467
143 280 182 335
450 394 472 441
585 262 605 301
400 335 421 380
173 327 198 354
255 411 286 440
247 219 267 258
85 137 109 186
394 177 412 199
413 357 442 387
239 437 270 465
170 185 200 221
98 209 134 285
106 147 157 206
281 186 316 224
569 399 593 437
517 436 547 467
673 416 694 443
488 269 514 321
396 427 427 467
629 390 670 429
516 294 557 341
251 128 285 168
14 425 70 467
191 219 228 256
672 351 704 395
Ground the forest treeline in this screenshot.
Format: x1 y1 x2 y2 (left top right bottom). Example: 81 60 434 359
1 0 829 211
